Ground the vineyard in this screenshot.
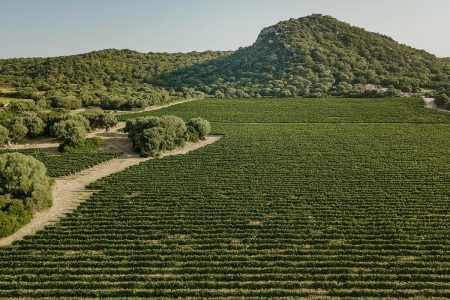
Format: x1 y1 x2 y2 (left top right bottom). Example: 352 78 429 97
0 97 449 298
0 149 120 177
119 97 450 123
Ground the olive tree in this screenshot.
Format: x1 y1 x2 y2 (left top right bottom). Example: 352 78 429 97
159 115 187 150
133 127 164 157
186 117 211 141
52 119 87 142
52 119 88 152
23 116 45 138
82 109 117 130
8 120 28 143
0 125 8 145
126 115 211 157
0 153 53 211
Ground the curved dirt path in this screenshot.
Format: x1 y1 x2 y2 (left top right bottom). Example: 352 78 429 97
0 135 221 246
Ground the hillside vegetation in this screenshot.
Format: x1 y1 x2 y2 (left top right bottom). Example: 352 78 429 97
0 50 228 109
0 14 449 108
159 14 450 98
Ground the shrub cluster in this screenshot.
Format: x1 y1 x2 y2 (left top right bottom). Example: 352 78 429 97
125 115 211 157
0 153 53 237
434 89 450 110
81 108 118 131
0 102 118 151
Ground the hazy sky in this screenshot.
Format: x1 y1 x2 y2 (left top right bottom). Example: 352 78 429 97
1 0 449 58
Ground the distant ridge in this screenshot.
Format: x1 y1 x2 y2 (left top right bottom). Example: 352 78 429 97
0 14 449 106
159 14 450 98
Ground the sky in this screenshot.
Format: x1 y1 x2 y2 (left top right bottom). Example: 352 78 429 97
0 0 449 59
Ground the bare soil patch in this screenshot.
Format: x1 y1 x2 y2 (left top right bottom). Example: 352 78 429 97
422 97 449 113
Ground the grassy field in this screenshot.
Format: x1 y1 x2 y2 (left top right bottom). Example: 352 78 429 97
0 97 449 298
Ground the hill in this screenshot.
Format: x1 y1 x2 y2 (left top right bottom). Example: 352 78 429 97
157 14 450 98
0 14 449 108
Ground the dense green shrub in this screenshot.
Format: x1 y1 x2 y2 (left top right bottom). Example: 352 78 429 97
48 94 82 109
0 125 8 145
0 196 32 237
63 114 91 131
125 115 209 157
0 152 52 210
158 115 187 150
8 100 36 113
52 119 88 152
22 116 45 138
0 153 52 237
58 137 105 153
434 90 450 110
133 127 165 157
37 109 69 135
0 153 53 210
125 116 162 139
8 119 28 143
52 119 87 141
82 109 118 130
186 117 211 141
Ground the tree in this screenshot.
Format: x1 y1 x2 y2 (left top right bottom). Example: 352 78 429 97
125 116 162 139
23 116 45 138
186 117 211 140
96 113 118 130
52 119 87 141
52 119 88 152
0 152 53 211
0 125 8 145
82 109 118 130
64 114 90 131
159 115 187 150
0 197 32 237
49 95 82 109
63 125 87 147
8 120 28 143
133 127 164 157
126 115 211 157
434 90 450 109
8 100 36 113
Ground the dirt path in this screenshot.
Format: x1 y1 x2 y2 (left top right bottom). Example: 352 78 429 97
5 122 130 153
422 97 449 113
115 98 201 115
71 98 201 114
423 97 438 109
0 135 221 247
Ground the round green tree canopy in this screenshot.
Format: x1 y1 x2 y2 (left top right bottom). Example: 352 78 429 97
0 152 53 211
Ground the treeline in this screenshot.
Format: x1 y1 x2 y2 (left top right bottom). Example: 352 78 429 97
0 153 52 237
0 50 228 110
0 101 117 152
125 115 210 157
